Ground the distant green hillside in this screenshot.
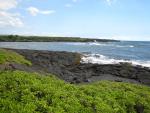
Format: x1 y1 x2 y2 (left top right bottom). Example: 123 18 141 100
0 35 119 42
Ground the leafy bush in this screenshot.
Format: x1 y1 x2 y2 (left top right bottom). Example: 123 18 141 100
0 70 150 113
0 49 31 66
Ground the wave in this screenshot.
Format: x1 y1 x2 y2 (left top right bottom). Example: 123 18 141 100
115 45 134 48
88 42 106 46
66 42 87 45
65 42 135 48
66 42 106 46
81 54 150 68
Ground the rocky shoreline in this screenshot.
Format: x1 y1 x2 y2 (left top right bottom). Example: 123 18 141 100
3 48 150 86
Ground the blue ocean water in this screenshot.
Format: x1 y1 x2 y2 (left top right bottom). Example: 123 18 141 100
0 41 150 67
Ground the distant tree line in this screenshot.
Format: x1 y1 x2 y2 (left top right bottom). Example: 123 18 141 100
0 35 119 42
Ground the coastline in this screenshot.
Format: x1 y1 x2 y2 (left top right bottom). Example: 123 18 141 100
3 48 150 86
0 35 119 42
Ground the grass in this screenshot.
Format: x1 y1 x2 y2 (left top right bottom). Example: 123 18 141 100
0 49 31 66
0 70 150 113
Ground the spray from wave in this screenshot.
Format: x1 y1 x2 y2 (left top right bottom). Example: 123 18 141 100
66 42 134 48
81 54 150 68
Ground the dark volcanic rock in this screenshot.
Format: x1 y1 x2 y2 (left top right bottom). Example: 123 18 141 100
5 48 150 86
134 104 144 113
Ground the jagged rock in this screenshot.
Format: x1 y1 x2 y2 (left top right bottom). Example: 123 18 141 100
4 48 150 86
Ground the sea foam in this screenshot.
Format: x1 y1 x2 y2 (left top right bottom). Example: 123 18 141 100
81 54 150 68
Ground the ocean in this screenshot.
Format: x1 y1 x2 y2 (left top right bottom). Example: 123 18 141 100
0 41 150 67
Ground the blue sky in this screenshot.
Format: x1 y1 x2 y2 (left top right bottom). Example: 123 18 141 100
0 0 150 41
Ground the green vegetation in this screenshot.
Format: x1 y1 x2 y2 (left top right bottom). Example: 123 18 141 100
0 49 31 66
0 49 150 113
0 70 150 113
0 35 118 42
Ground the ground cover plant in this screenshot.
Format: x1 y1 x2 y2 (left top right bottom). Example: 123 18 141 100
0 49 31 66
0 48 150 113
0 70 150 113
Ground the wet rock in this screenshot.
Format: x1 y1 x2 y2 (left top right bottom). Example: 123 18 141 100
84 79 91 83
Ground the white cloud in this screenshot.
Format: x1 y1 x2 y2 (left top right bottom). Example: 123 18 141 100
106 0 112 6
0 11 23 27
72 0 77 2
27 7 39 16
27 7 55 16
65 0 78 8
65 4 72 8
105 0 116 6
0 0 18 10
0 0 24 27
40 10 55 15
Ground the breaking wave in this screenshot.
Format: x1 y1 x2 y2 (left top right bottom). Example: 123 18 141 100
115 45 134 48
65 42 135 48
81 54 150 68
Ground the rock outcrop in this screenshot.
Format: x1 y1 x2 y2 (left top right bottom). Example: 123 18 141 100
4 49 150 86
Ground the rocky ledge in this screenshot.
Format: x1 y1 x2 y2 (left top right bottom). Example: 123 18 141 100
2 48 150 86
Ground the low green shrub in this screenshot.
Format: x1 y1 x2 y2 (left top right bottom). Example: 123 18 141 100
0 49 31 66
0 70 150 113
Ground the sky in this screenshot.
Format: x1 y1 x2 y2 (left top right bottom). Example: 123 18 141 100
0 0 150 41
